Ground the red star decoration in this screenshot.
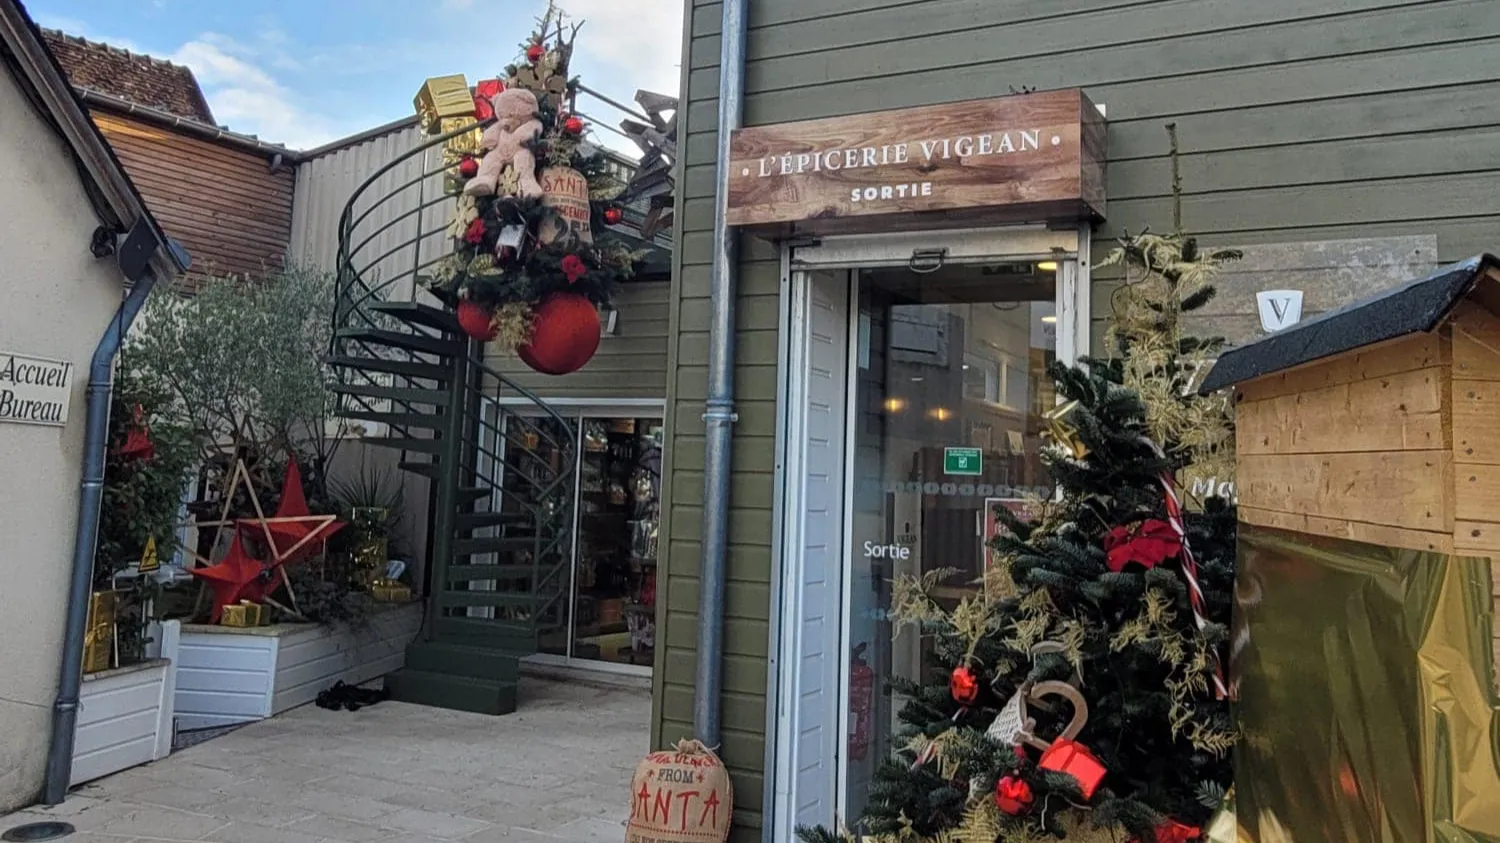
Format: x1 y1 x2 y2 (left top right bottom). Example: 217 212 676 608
190 533 275 623
237 460 344 565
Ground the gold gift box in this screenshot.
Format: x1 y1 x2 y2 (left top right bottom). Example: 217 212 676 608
220 600 268 628
83 591 117 674
371 579 412 603
415 75 475 133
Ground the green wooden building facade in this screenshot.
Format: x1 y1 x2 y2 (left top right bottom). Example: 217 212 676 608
653 2 1500 840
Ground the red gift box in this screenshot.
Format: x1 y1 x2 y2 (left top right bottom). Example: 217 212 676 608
1038 739 1106 799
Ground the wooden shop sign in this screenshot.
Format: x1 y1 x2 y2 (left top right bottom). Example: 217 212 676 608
727 88 1106 235
0 350 72 427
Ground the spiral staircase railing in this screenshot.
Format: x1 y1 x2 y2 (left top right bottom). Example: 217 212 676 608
324 123 577 712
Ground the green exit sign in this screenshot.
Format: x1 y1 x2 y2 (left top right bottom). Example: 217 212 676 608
943 447 983 476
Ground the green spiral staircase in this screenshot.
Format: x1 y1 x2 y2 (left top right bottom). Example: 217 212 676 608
328 124 576 715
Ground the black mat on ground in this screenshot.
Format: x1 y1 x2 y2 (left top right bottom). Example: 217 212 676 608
315 680 389 712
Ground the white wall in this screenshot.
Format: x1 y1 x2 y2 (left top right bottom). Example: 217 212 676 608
0 67 133 812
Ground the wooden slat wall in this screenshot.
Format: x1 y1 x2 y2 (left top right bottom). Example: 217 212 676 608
668 1 1500 838
1235 331 1457 553
92 112 293 281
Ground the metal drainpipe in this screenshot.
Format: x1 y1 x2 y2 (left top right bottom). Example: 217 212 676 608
693 0 748 748
43 269 161 804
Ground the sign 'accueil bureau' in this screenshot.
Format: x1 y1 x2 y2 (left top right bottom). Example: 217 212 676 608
0 350 73 426
726 88 1106 235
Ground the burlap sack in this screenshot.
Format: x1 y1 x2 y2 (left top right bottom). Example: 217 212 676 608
625 739 733 843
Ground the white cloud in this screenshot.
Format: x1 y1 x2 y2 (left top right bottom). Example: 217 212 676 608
170 33 344 149
561 0 682 97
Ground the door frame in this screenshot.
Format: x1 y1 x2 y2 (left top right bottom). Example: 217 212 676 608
764 224 1092 841
479 397 666 679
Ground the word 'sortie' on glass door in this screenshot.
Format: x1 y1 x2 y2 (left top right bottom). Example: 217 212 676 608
843 261 1058 821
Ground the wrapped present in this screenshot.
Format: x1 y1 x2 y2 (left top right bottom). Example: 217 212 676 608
221 600 267 628
371 578 412 603
83 591 117 673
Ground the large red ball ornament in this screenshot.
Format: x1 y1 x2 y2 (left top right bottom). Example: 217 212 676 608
458 156 479 179
563 115 585 135
517 293 601 376
456 300 498 341
526 42 545 63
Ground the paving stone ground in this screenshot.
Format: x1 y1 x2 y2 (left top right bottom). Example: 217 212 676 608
2 677 649 843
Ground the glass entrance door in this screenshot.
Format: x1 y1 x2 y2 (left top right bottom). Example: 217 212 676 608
840 261 1060 822
485 404 662 674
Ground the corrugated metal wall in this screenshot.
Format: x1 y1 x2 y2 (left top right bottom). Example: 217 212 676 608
288 121 450 304
289 121 445 578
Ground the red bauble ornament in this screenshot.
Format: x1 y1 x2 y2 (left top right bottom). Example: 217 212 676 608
994 776 1033 815
563 115 585 135
517 293 601 375
950 666 979 705
603 206 624 225
526 42 545 63
1104 518 1182 573
456 300 499 341
458 156 479 179
560 254 588 284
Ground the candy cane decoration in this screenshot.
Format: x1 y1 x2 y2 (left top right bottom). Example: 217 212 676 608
1142 437 1229 700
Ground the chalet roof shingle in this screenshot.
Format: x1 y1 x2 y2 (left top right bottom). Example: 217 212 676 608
40 27 214 123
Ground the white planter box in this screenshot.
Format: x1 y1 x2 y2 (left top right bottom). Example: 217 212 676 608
173 602 421 731
71 620 181 786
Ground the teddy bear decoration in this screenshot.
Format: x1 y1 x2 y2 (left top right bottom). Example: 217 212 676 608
462 88 545 200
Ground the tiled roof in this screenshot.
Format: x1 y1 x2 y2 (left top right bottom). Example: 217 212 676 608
40 28 214 123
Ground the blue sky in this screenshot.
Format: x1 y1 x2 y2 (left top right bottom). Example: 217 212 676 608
26 0 683 155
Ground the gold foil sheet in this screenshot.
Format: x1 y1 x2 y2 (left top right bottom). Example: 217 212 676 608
1232 524 1500 842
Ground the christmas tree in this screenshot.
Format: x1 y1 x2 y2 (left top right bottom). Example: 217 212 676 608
800 230 1242 843
425 2 643 374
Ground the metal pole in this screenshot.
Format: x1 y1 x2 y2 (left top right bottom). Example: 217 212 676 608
44 271 159 804
694 0 748 747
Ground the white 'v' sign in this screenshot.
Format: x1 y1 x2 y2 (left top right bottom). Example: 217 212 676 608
1256 290 1304 333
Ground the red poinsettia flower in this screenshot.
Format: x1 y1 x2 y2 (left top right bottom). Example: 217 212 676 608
1153 820 1201 843
994 775 1034 815
560 254 589 284
465 217 486 245
949 666 979 705
1104 518 1182 573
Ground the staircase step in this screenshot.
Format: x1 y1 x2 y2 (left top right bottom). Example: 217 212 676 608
383 668 517 716
456 511 532 530
446 563 562 583
404 640 522 682
333 383 450 407
455 536 536 556
437 591 548 610
369 301 460 333
433 616 540 649
339 410 447 431
457 487 494 505
337 327 462 358
326 355 451 381
362 436 445 455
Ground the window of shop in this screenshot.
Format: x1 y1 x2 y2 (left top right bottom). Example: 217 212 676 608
484 402 662 676
771 227 1088 836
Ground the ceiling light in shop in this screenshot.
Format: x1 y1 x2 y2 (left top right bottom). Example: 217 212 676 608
1041 315 1057 324
928 407 953 422
884 398 907 413
1038 261 1059 272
